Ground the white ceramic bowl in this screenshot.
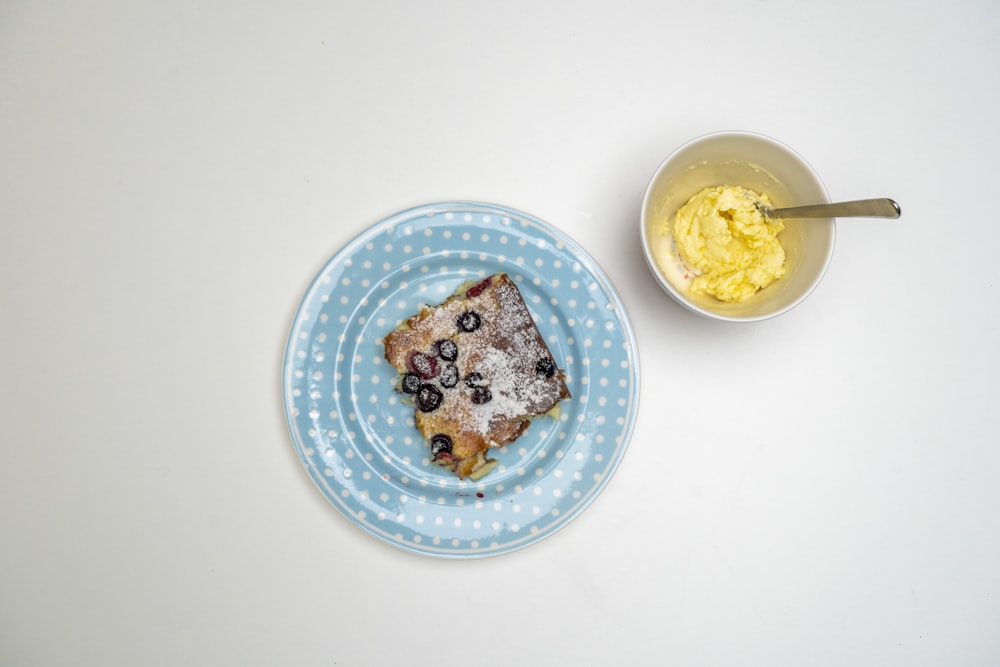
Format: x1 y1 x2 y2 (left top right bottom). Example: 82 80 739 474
640 131 835 322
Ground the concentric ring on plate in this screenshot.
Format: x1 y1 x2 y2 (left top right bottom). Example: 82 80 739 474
283 202 639 557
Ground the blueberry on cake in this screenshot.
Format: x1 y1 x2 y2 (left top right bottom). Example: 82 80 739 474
383 273 570 479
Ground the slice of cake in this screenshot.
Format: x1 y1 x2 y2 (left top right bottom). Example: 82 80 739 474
383 273 570 479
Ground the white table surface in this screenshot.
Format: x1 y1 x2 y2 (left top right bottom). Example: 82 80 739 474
3 1 999 665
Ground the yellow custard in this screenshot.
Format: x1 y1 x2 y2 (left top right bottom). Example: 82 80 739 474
668 185 786 302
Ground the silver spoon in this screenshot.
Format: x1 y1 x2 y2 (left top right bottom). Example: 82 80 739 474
758 198 901 220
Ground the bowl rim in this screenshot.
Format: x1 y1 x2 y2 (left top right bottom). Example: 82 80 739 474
640 129 836 323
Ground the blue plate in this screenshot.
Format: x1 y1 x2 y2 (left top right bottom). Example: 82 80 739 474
283 202 639 558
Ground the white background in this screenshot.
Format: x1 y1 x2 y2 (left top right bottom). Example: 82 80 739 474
2 1 998 665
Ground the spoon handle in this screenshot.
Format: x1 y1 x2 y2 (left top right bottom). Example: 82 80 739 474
766 198 901 220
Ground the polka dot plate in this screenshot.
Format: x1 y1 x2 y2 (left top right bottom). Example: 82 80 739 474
283 202 639 558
